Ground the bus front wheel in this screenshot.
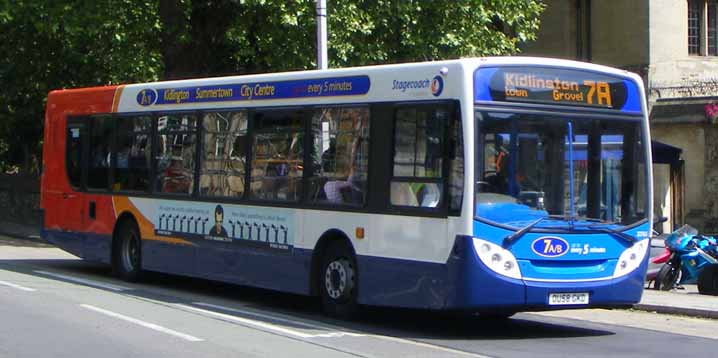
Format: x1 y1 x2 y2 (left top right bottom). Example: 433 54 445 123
320 242 358 319
113 220 143 282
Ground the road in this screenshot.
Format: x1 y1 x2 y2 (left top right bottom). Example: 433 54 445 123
0 235 715 358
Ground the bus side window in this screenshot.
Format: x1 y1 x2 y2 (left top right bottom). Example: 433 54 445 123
66 120 85 189
113 115 152 192
390 106 445 208
200 111 248 198
308 106 370 206
250 109 304 202
155 114 197 195
87 115 113 190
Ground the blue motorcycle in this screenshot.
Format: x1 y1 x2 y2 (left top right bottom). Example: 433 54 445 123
655 225 718 295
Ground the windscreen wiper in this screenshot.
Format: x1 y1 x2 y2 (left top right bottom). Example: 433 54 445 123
502 217 547 249
586 224 636 244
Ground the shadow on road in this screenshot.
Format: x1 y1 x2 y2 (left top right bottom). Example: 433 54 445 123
0 256 615 342
0 237 53 248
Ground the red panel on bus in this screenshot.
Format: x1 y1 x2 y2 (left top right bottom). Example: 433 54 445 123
41 86 120 235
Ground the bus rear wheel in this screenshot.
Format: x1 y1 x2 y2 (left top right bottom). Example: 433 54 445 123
320 242 358 319
113 220 142 282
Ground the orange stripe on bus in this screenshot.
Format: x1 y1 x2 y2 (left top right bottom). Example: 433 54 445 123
111 85 125 113
112 196 193 246
142 236 195 246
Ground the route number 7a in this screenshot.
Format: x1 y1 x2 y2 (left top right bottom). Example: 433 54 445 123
583 80 612 107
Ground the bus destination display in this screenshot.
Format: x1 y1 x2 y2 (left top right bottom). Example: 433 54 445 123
475 67 637 112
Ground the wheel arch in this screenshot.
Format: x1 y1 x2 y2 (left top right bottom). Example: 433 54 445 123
309 228 356 296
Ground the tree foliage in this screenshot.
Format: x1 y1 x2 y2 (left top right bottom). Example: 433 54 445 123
0 0 544 172
0 0 162 172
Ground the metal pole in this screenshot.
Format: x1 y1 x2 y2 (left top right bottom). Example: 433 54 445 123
316 0 328 70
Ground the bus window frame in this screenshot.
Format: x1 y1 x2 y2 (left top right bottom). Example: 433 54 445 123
386 101 455 216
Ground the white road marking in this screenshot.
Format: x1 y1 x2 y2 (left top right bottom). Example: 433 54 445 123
193 302 342 331
34 271 130 292
181 303 492 357
80 304 204 342
176 303 359 339
0 280 36 292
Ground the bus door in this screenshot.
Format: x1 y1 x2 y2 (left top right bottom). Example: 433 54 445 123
60 118 88 235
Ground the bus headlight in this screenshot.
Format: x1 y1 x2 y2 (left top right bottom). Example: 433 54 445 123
473 238 522 280
612 239 649 278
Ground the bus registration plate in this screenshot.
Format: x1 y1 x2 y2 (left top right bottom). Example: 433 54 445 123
548 292 589 305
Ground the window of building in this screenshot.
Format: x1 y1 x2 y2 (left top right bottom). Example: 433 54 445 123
689 0 702 55
155 114 197 195
250 109 305 201
200 111 248 197
87 116 113 190
390 106 447 208
708 0 718 56
684 1 718 56
308 107 370 206
113 115 152 192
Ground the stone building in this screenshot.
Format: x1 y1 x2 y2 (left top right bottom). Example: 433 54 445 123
522 0 718 233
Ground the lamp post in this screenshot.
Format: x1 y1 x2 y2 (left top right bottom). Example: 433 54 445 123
316 0 328 70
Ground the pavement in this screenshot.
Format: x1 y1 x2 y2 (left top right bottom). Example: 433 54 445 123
1 221 717 320
637 284 718 319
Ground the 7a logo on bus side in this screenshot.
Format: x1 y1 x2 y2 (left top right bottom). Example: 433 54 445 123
137 89 158 106
531 236 569 258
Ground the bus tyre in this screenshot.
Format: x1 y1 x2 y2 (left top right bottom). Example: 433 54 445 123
113 221 142 282
698 265 718 296
655 262 679 291
320 242 358 319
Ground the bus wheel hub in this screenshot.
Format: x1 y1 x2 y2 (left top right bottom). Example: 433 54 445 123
325 261 349 300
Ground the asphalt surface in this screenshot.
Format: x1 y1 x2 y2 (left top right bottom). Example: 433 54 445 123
0 236 716 358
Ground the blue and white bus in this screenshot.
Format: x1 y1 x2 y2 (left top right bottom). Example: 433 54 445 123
42 57 652 318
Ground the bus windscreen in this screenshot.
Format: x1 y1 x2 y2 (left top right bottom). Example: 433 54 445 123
475 111 647 228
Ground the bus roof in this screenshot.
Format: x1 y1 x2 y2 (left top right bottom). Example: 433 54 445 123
49 57 644 114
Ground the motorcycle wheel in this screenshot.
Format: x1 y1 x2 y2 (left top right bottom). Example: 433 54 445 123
698 265 718 296
655 262 680 291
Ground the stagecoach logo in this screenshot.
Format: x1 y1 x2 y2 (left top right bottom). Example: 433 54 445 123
431 75 444 97
391 75 444 96
531 236 569 258
137 88 158 106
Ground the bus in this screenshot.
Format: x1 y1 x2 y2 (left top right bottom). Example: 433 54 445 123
41 57 652 318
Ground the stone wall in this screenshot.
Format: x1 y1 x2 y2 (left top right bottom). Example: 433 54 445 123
704 126 718 233
0 174 41 226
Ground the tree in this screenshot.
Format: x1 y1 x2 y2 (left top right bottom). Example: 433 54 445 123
329 0 545 66
158 0 544 77
0 0 162 172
